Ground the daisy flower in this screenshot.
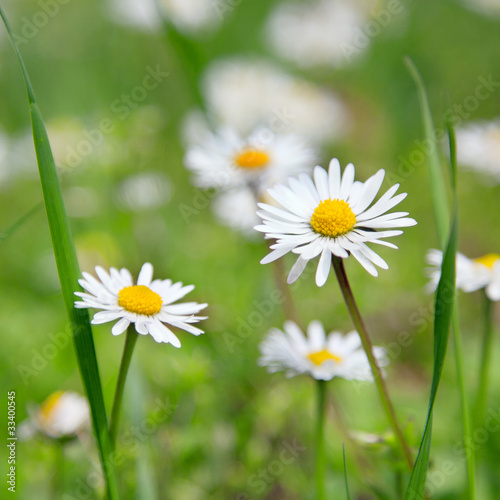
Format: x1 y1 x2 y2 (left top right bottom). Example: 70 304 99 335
74 263 207 347
19 391 90 440
255 158 417 286
259 320 388 381
426 249 500 300
266 0 372 69
184 126 316 191
456 119 500 183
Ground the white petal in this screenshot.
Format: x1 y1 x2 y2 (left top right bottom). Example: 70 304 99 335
340 163 355 200
328 158 341 198
112 318 130 336
287 256 309 284
315 248 332 287
137 263 154 286
313 166 330 200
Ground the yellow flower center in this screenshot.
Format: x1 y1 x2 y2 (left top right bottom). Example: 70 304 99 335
474 253 500 269
308 349 342 366
118 285 163 315
40 391 64 420
310 199 356 238
234 148 270 169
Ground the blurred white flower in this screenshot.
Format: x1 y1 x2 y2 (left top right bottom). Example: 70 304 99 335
426 249 500 300
184 125 316 235
157 0 222 34
106 0 161 31
202 58 350 145
456 120 500 183
212 188 261 237
114 172 172 212
259 320 387 381
75 263 207 347
266 0 373 68
19 391 90 440
256 158 416 286
461 0 500 17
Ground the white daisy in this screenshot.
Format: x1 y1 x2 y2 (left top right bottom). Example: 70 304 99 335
266 0 372 68
255 158 417 286
202 58 350 145
426 249 500 301
456 120 500 183
184 126 316 191
259 320 387 381
74 263 207 347
157 0 221 34
19 391 90 440
461 0 500 17
105 0 161 32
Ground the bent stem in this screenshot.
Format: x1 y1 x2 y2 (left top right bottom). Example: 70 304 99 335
109 325 139 448
475 292 494 424
316 379 327 500
331 257 413 470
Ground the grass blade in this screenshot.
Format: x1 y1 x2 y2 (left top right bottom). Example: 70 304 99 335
405 209 457 499
404 56 450 248
0 201 42 242
343 444 350 500
0 8 120 499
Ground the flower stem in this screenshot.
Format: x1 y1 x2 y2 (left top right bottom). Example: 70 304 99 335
109 325 139 448
315 379 327 500
331 256 413 470
474 292 494 424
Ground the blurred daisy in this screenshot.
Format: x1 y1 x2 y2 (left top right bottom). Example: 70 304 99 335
202 58 350 145
426 249 500 300
157 0 222 34
461 0 500 17
105 0 161 32
184 126 315 191
75 263 207 347
19 391 90 440
255 158 416 286
266 0 372 68
114 172 172 212
259 320 387 381
456 120 500 183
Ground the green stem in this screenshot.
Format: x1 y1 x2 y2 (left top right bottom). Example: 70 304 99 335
315 379 327 500
109 325 139 448
475 292 494 424
452 305 475 499
331 257 413 470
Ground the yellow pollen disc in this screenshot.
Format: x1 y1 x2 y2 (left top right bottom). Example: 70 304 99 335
310 199 356 238
308 349 342 366
40 391 64 420
118 285 163 315
234 148 270 169
474 253 500 269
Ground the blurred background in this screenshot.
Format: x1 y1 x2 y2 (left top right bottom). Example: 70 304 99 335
1 0 500 498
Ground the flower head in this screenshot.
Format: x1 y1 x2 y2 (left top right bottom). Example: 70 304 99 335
75 263 207 347
258 320 387 381
426 249 500 300
255 158 417 286
19 391 90 440
456 119 500 183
